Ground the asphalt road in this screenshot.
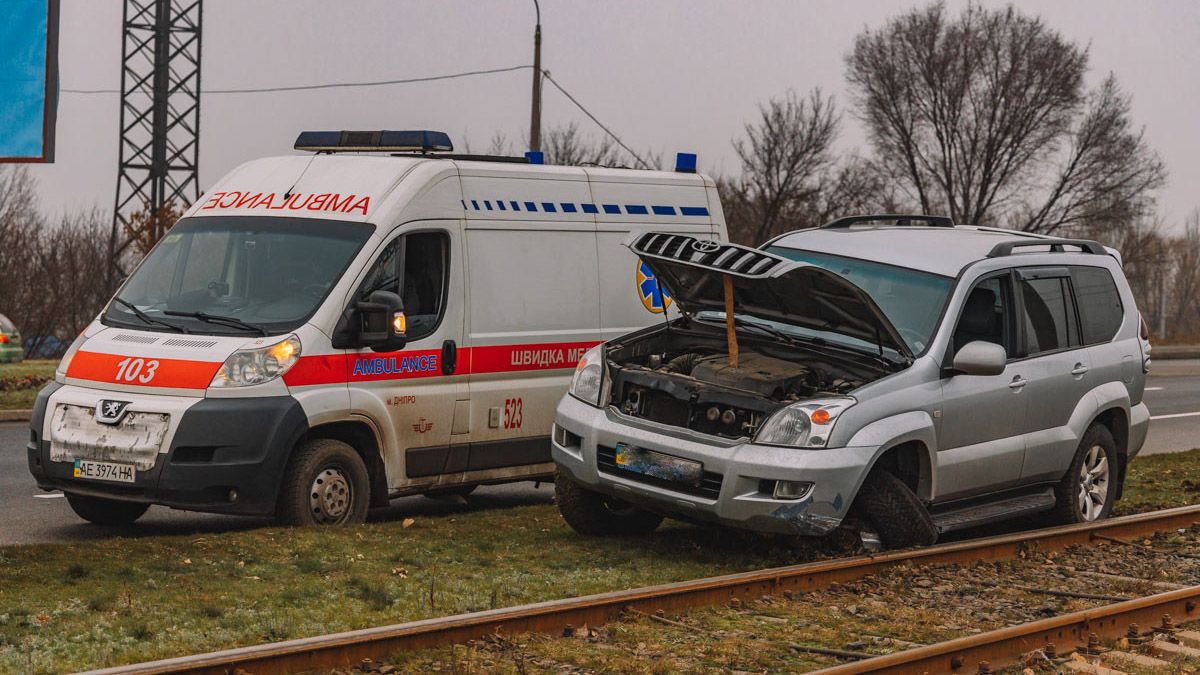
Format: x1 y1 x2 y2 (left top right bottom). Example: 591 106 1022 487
1 362 1196 546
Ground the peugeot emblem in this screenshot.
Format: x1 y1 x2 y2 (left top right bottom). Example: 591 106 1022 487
691 239 721 253
95 400 132 426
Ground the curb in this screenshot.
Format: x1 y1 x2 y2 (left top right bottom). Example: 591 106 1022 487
0 409 32 423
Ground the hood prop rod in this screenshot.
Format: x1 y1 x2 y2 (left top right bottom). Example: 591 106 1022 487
724 274 739 369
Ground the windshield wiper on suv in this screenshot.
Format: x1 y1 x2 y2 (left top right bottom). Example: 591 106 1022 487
112 298 189 333
163 310 269 336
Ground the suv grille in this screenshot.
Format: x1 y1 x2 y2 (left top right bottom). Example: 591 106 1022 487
596 445 722 500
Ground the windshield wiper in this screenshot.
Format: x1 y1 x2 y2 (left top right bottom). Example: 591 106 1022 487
112 298 189 333
163 310 268 336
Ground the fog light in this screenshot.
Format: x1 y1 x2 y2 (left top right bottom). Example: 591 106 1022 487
228 488 239 503
773 480 814 500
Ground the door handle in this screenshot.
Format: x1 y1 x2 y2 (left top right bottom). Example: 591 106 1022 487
1071 363 1089 376
1008 376 1027 390
441 339 457 375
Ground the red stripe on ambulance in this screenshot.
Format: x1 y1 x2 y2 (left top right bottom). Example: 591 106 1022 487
66 351 221 389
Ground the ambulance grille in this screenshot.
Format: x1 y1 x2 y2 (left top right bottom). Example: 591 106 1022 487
112 333 160 345
631 232 787 278
161 338 220 348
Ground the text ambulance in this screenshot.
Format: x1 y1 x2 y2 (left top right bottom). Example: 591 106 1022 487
28 130 726 526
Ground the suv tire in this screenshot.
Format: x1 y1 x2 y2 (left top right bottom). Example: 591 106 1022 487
276 438 370 526
854 468 937 549
555 469 663 536
66 493 149 526
1049 424 1118 525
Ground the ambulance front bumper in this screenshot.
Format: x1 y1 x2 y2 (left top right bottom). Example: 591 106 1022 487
551 394 876 537
28 382 308 516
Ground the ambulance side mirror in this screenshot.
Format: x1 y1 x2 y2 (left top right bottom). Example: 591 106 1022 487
355 290 407 353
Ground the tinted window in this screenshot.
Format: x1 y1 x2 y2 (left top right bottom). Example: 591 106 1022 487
1071 266 1123 344
355 231 449 342
953 275 1012 355
1020 276 1078 354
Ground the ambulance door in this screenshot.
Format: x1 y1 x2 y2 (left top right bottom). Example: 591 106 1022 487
463 222 601 473
346 222 467 489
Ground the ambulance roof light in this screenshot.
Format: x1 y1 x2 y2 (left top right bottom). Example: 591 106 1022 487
294 130 454 153
675 152 697 173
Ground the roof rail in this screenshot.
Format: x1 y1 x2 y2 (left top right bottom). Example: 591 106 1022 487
986 238 1107 258
821 214 954 229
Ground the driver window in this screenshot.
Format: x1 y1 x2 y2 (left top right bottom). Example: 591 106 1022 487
356 231 449 342
952 275 1012 356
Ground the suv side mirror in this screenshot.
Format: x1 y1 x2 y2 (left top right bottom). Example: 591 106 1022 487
952 341 1007 376
355 290 407 353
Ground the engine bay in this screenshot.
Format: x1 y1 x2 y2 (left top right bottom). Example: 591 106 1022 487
605 325 890 440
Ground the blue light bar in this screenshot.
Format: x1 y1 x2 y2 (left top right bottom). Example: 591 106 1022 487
294 130 453 153
675 152 697 173
525 150 545 164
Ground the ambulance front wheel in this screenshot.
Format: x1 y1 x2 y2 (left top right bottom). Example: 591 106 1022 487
276 438 371 526
65 493 150 526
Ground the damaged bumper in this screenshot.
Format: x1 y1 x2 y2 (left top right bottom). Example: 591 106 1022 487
27 382 307 516
552 394 876 537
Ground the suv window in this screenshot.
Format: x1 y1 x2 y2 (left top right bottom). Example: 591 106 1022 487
356 231 449 342
952 275 1013 356
1071 266 1123 344
1019 276 1079 355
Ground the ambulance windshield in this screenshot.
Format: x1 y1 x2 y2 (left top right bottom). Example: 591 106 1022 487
104 216 374 336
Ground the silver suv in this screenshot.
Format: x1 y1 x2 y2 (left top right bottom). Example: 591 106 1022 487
552 215 1151 548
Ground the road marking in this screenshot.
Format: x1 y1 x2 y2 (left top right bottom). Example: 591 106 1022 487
33 492 64 499
1150 411 1200 421
1145 386 1164 391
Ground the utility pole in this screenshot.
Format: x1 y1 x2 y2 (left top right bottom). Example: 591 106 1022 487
528 0 542 152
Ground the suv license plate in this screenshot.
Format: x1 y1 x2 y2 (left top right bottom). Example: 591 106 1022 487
73 459 136 484
614 443 703 484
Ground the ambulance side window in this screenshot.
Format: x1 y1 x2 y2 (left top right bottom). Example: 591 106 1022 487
357 232 449 342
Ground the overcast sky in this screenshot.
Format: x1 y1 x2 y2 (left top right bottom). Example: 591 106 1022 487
25 0 1200 229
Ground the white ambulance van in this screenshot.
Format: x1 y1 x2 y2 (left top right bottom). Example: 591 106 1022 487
28 130 727 526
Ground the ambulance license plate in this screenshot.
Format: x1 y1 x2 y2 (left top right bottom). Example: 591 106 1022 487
73 459 136 484
614 443 702 484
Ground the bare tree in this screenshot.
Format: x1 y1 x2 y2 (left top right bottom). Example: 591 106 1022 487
723 89 840 243
846 2 1164 231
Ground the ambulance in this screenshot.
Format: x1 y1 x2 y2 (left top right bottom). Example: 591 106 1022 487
27 130 726 526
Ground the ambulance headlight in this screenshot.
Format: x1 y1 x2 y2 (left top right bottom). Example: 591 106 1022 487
755 397 855 448
569 345 608 407
56 333 88 379
211 335 302 387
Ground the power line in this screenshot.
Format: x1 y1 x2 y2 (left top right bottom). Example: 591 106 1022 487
64 64 533 94
541 71 651 170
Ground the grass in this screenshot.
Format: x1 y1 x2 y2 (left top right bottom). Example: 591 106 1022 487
0 360 57 411
0 449 1197 673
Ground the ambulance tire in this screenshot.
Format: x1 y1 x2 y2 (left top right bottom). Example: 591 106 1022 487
276 438 371 526
554 469 664 536
65 493 150 526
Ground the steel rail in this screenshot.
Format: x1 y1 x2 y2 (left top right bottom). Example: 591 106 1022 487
811 585 1200 674
83 505 1200 675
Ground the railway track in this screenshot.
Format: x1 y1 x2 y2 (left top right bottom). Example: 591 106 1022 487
85 505 1200 675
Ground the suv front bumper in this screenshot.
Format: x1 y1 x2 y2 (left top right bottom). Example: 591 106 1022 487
552 394 878 537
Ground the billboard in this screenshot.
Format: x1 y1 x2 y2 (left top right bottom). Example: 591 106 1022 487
0 0 60 162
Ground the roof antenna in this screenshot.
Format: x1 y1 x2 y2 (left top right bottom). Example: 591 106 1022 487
284 151 320 200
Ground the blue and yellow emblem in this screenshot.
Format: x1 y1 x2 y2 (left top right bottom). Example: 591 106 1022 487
636 259 672 314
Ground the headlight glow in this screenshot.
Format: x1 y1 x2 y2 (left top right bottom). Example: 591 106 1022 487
211 335 302 388
569 345 607 407
755 397 855 448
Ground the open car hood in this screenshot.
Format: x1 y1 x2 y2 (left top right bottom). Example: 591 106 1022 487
625 231 912 360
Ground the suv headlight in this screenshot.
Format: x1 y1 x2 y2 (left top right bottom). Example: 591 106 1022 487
569 345 608 407
210 335 301 387
755 397 855 448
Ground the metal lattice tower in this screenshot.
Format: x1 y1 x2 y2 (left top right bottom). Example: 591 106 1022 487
110 0 202 278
